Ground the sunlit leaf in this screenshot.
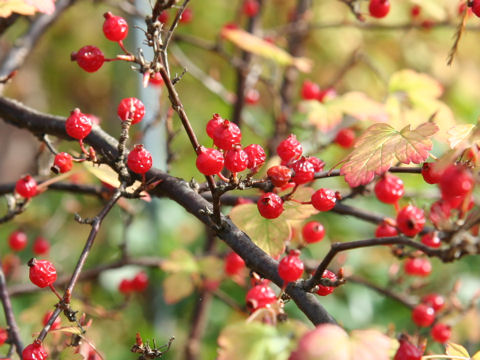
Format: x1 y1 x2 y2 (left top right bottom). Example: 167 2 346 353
0 0 36 17
472 350 480 360
161 249 198 274
25 0 55 14
51 326 83 335
229 204 289 257
445 342 470 358
339 122 438 187
83 162 145 195
389 69 443 100
448 123 478 149
282 187 318 221
163 272 195 304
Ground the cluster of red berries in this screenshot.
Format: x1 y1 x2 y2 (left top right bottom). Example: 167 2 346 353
411 293 451 343
118 271 149 294
8 230 50 255
300 80 336 102
158 7 194 25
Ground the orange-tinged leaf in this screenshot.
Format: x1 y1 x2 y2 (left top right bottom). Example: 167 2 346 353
25 0 55 14
445 342 470 358
0 0 35 17
163 272 194 304
339 122 438 187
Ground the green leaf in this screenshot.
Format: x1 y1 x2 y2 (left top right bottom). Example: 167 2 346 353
282 187 318 221
161 249 198 274
163 272 195 304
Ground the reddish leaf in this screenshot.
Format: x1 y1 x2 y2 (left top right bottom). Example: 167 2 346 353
25 0 55 14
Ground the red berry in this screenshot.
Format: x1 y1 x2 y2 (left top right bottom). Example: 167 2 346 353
179 7 193 23
88 350 101 360
212 120 242 151
225 251 245 276
421 293 445 312
158 10 169 23
257 192 284 219
33 237 50 255
311 188 336 211
245 88 260 105
0 328 8 345
431 323 451 343
316 270 337 296
196 147 224 175
71 45 105 73
117 97 145 124
15 175 37 198
224 145 249 173
127 144 153 174
245 283 276 312
52 152 73 174
244 144 266 169
421 232 441 248
473 0 480 17
396 205 425 237
439 165 474 201
301 80 320 100
307 156 325 173
206 113 224 139
394 337 423 360
132 271 149 292
290 157 315 185
317 88 337 102
8 230 27 251
65 108 93 140
22 342 48 360
302 221 325 244
369 0 390 18
103 12 128 42
334 128 356 148
149 72 164 86
412 304 435 327
374 174 405 204
28 258 57 288
278 250 304 283
43 310 61 330
404 258 432 277
411 5 421 18
119 278 133 294
277 134 302 163
429 200 452 228
375 221 398 238
421 162 442 184
267 165 292 187
243 0 259 17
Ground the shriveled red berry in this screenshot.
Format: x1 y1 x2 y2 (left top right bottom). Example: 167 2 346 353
245 88 260 105
302 221 325 243
311 188 336 211
301 80 320 100
257 192 284 219
212 120 242 151
421 293 445 312
421 232 441 248
225 251 245 276
8 230 27 251
369 0 390 18
244 144 266 169
334 128 356 148
103 12 128 42
117 97 145 124
206 114 224 139
158 10 169 23
246 283 276 312
149 72 164 86
43 310 61 330
225 145 249 173
277 134 302 163
15 175 37 198
52 152 73 174
196 147 224 175
316 269 337 296
290 157 315 185
65 108 93 140
307 156 325 173
71 45 105 73
431 323 451 343
243 0 259 17
0 328 8 345
394 337 423 360
119 278 133 294
421 162 443 184
374 174 405 204
375 220 398 238
22 341 48 360
179 7 193 23
132 272 149 292
267 165 292 187
127 144 153 174
404 258 431 277
412 304 435 327
396 205 425 237
278 250 304 283
28 258 57 288
439 165 474 201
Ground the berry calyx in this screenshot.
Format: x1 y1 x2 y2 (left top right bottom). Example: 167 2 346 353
224 251 245 276
311 188 336 211
257 193 284 219
411 304 435 327
421 232 441 248
404 258 432 277
43 310 61 330
65 108 93 140
396 205 425 237
71 45 105 73
28 258 57 288
224 145 249 173
206 113 224 139
375 220 398 238
267 165 292 187
127 144 153 174
33 236 49 256
132 272 149 292
117 97 145 124
334 128 356 148
421 293 445 312
0 328 8 345
103 12 129 42
15 175 37 199
246 283 276 312
244 144 266 169
431 323 451 343
316 269 337 296
52 152 73 174
243 0 260 17
212 120 242 151
277 134 303 163
439 165 474 201
369 0 390 18
278 250 304 283
394 337 423 360
302 221 325 244
374 174 405 204
196 147 224 175
8 230 27 251
301 80 320 100
22 341 48 360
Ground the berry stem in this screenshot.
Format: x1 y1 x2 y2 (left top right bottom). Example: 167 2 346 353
78 139 89 156
48 284 62 301
217 172 229 182
117 40 130 55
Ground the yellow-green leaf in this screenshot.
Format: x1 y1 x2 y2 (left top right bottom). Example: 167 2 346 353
445 342 470 358
163 272 194 304
282 187 318 221
0 0 35 17
389 69 443 100
472 350 480 360
51 326 83 335
161 249 198 274
59 347 84 360
198 255 224 283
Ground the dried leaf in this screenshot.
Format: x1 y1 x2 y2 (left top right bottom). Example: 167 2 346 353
339 122 438 187
0 0 35 17
163 272 194 304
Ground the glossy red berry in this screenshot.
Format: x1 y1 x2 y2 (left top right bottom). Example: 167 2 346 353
311 188 336 211
43 310 61 330
316 270 337 296
71 45 105 73
179 7 193 23
52 152 73 174
375 221 398 238
119 278 133 294
117 97 145 124
431 323 451 343
158 10 169 23
244 144 266 169
421 162 442 184
225 251 245 276
212 120 242 151
246 283 276 312
302 221 325 244
257 193 284 219
245 88 260 105
243 0 260 17
290 157 315 185
15 175 37 198
394 337 423 360
334 128 356 148
132 272 149 292
8 230 27 251
196 147 224 175
412 304 435 327
127 144 153 174
301 80 320 100
0 328 8 345
278 250 304 283
307 156 325 173
404 258 432 277
473 0 480 17
206 114 224 139
374 174 405 204
65 108 93 140
439 165 474 201
421 232 441 248
149 72 164 86
32 236 49 256
277 134 303 163
28 258 57 288
22 341 48 360
224 145 249 173
267 165 292 187
369 0 390 18
103 12 128 42
421 293 445 312
396 205 425 237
